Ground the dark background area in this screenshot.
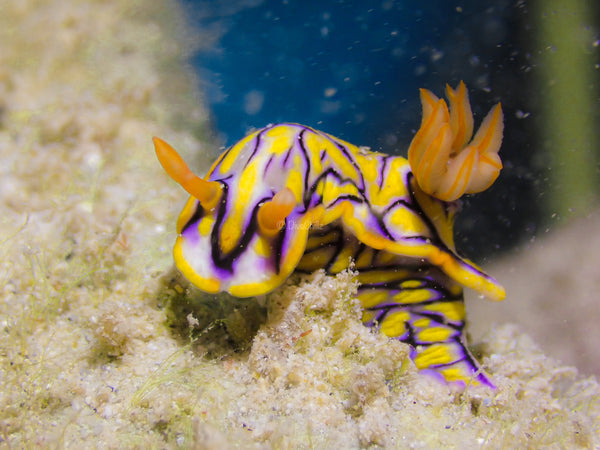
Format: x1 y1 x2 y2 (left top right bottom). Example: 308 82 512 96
182 0 596 262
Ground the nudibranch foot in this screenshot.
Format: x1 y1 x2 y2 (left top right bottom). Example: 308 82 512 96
156 83 505 388
408 81 503 202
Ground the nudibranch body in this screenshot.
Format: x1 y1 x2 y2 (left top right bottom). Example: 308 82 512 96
155 82 505 387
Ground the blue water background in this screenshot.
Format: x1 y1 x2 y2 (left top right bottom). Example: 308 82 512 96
183 0 534 258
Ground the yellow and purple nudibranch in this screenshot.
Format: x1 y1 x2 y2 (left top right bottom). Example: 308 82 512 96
154 82 505 387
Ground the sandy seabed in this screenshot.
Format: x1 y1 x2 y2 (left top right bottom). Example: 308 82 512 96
1 0 599 448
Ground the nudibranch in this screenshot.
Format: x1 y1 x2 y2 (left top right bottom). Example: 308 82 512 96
155 82 505 387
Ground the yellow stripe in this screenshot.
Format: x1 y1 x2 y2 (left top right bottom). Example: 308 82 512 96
217 131 258 174
263 125 296 155
176 197 199 234
305 231 340 250
417 326 454 343
412 317 430 328
387 205 430 236
401 279 424 289
413 343 457 369
357 270 409 284
354 246 375 268
317 134 361 183
357 291 390 309
391 289 436 304
297 248 337 272
328 245 357 273
422 301 465 323
220 161 258 253
198 216 214 237
380 311 410 338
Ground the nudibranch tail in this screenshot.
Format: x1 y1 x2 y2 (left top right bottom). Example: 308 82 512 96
153 137 222 211
408 81 503 202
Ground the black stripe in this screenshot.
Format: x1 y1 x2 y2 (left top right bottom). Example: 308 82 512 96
378 156 389 190
352 242 367 265
282 145 293 167
297 129 313 203
325 134 367 193
406 172 447 250
210 182 230 269
272 219 288 274
242 128 266 170
210 186 273 272
263 154 275 176
180 202 204 234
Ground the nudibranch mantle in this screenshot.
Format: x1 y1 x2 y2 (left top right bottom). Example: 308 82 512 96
155 82 505 387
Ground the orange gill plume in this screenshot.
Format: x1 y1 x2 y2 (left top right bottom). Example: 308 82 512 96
407 81 504 202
